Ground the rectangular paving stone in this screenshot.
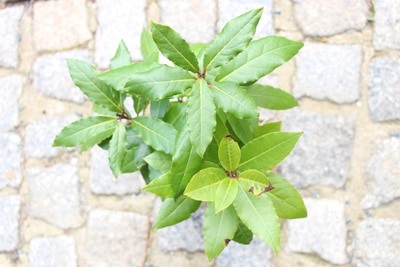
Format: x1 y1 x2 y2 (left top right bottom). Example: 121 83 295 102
29 236 77 267
293 42 361 104
95 0 146 68
86 209 149 267
27 163 83 229
373 0 400 50
0 132 21 190
0 195 20 252
0 75 23 131
286 198 348 265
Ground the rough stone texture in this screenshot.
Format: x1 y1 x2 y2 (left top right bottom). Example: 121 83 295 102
293 43 361 104
33 0 91 51
159 0 217 44
354 219 400 266
27 163 83 229
293 0 368 36
29 236 77 267
216 237 274 267
217 0 274 38
95 0 146 68
90 146 145 195
361 138 400 209
32 50 91 103
0 5 24 68
0 195 20 252
281 109 355 188
0 75 23 131
373 0 400 50
368 56 400 122
24 115 78 158
286 198 348 265
85 209 149 267
0 132 21 190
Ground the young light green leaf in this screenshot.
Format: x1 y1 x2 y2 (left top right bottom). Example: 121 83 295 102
141 27 159 63
255 122 282 137
142 172 174 198
239 132 302 171
108 123 127 177
246 84 298 110
151 22 199 73
216 36 304 84
187 79 216 156
203 8 263 71
233 186 280 254
110 40 131 69
131 116 177 155
218 136 241 171
215 178 238 213
184 168 227 202
233 221 253 245
150 99 169 118
164 102 187 131
238 169 269 195
226 115 258 144
152 197 201 230
143 151 172 174
204 203 239 260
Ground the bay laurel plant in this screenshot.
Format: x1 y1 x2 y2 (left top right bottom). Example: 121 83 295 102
53 8 307 260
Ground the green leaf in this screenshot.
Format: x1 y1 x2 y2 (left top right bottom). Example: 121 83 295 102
238 169 269 195
213 114 229 143
226 115 258 144
150 99 169 118
215 178 238 213
233 186 280 254
164 102 187 131
67 59 123 112
142 172 174 198
120 147 138 173
233 221 253 245
266 172 307 219
110 40 131 69
218 136 241 171
216 36 303 84
141 27 159 63
53 116 118 152
132 95 149 115
204 203 239 260
108 123 127 177
151 22 200 73
246 84 298 110
203 8 263 71
131 116 177 155
190 43 208 63
187 79 216 156
152 197 201 230
211 82 258 119
239 132 302 171
124 64 196 100
143 151 172 174
203 139 220 164
255 122 281 137
184 168 226 202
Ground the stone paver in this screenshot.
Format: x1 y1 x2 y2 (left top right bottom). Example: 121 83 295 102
32 50 91 104
33 0 91 51
27 163 83 229
281 109 355 188
0 75 23 131
368 56 400 122
85 209 149 267
0 5 24 68
0 195 20 252
0 132 21 190
90 146 145 195
286 198 348 265
354 219 400 266
293 0 368 36
29 236 77 267
293 43 361 104
95 0 146 68
361 137 400 209
373 0 400 50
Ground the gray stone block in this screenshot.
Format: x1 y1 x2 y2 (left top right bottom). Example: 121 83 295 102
27 163 83 229
95 0 146 68
293 0 368 36
29 236 77 267
33 0 91 51
286 198 348 265
361 137 400 209
32 50 91 103
0 5 24 68
293 42 361 104
90 146 145 195
0 195 20 252
373 0 400 50
368 56 400 122
0 75 23 131
354 219 400 266
0 132 21 190
281 109 355 188
85 209 149 267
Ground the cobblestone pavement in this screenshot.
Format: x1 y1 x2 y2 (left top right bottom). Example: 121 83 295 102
0 0 399 266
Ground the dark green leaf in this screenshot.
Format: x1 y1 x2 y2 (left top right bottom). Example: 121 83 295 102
108 123 127 177
184 168 226 202
110 40 131 69
233 221 253 245
150 99 169 118
144 151 172 174
213 114 229 143
142 172 174 198
164 101 187 131
132 95 149 115
141 27 159 63
226 115 258 144
246 84 298 110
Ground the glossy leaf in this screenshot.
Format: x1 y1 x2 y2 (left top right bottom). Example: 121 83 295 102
184 168 226 202
110 40 131 69
143 151 172 174
133 95 149 115
233 221 253 245
150 99 169 118
215 178 238 213
108 123 127 177
246 84 298 110
226 115 258 144
255 122 281 137
238 169 269 195
218 136 241 171
141 27 159 63
142 172 174 198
